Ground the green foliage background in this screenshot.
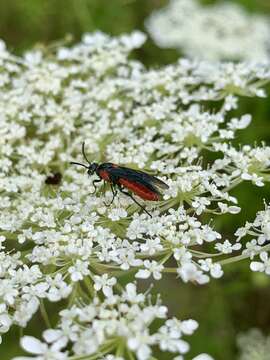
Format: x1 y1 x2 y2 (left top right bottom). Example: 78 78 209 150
1 1 270 359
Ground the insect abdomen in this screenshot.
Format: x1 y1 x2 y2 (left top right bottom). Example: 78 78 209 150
119 178 160 201
98 169 110 181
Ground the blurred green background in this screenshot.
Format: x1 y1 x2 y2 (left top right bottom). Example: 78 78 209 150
1 1 270 359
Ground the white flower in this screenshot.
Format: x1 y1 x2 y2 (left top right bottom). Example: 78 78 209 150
68 260 90 282
0 235 6 250
242 239 261 259
192 355 215 360
93 274 117 297
121 31 146 49
103 356 124 360
122 283 145 304
0 39 6 52
235 223 252 239
192 197 210 215
177 263 209 284
180 319 199 335
198 259 223 279
43 329 69 352
14 281 200 359
0 313 12 334
218 202 241 214
140 237 163 255
241 173 264 187
136 260 164 280
108 208 128 221
173 247 192 263
228 114 252 130
250 252 270 275
146 0 270 61
45 274 72 302
13 335 67 360
2 29 270 357
0 280 19 305
215 240 241 254
157 326 190 354
127 331 153 360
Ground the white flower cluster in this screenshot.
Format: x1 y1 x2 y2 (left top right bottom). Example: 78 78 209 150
0 31 270 357
13 283 203 360
237 328 270 360
235 204 270 274
146 0 270 61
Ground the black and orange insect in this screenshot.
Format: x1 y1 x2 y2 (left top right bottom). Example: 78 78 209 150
70 142 169 217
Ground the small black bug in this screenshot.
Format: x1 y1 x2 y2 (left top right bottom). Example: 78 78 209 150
45 172 62 185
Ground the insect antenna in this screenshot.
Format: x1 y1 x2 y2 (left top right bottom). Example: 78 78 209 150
70 142 92 168
82 142 91 164
69 161 89 169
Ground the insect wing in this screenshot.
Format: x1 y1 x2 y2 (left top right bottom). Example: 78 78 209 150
109 166 167 194
129 168 169 190
117 166 168 191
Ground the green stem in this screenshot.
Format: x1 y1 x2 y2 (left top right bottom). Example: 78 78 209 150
223 178 243 192
160 251 172 265
39 299 51 328
83 276 95 298
69 341 116 360
91 262 122 270
68 282 79 307
116 338 125 357
191 250 222 258
127 349 136 360
162 267 178 273
218 243 270 265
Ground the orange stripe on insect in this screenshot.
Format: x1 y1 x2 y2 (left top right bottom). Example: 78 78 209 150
119 179 160 201
99 170 110 181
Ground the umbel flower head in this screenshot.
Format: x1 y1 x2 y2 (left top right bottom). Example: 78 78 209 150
13 283 200 360
146 0 270 61
0 31 270 358
237 328 270 360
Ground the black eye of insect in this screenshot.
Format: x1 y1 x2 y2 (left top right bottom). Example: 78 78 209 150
70 142 169 217
87 163 98 176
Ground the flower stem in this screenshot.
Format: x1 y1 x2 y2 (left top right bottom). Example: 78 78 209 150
218 243 270 265
39 299 51 328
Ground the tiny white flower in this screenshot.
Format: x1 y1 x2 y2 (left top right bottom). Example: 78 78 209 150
178 263 209 284
192 354 215 360
14 335 67 360
250 252 270 275
198 259 223 279
93 274 116 297
136 260 164 280
0 313 12 334
242 239 261 259
180 319 199 335
241 173 264 187
215 240 241 254
122 283 145 304
68 260 90 282
218 202 241 214
108 208 128 221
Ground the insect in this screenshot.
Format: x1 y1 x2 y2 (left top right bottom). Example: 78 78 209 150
70 142 169 217
45 172 62 185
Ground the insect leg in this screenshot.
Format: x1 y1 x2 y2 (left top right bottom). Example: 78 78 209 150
117 186 152 218
90 178 103 194
103 183 118 207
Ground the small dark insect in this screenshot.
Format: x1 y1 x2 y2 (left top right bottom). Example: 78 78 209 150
45 172 62 185
70 142 169 217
